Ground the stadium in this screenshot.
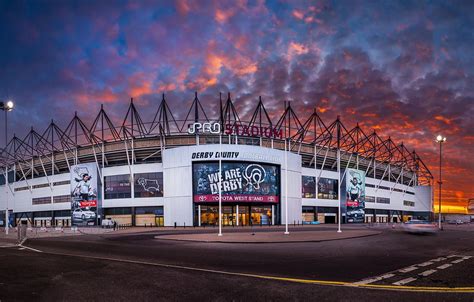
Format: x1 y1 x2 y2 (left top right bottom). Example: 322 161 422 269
0 93 434 228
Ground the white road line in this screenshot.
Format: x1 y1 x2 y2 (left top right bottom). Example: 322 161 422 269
0 245 17 248
393 277 417 286
419 269 436 277
417 261 433 267
462 256 472 260
430 257 446 262
18 245 42 253
354 273 395 285
447 255 458 258
437 264 452 270
451 259 464 264
399 266 418 273
18 247 25 250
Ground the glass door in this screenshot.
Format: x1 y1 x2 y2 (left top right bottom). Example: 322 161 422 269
251 206 272 226
238 206 249 226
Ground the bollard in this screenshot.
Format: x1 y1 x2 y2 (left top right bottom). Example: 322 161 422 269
174 222 177 228
184 222 186 229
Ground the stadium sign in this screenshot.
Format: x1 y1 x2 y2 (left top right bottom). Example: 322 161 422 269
188 122 283 139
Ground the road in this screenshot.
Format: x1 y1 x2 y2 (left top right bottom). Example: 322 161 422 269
0 224 473 301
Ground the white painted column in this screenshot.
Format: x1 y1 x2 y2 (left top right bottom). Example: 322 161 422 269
198 205 201 227
284 138 289 235
337 149 342 233
272 204 275 225
236 205 239 226
218 134 222 236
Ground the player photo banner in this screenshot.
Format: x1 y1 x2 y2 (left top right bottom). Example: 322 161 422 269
193 162 279 203
344 168 366 223
70 163 99 226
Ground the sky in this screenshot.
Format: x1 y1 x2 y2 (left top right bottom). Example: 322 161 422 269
0 0 473 210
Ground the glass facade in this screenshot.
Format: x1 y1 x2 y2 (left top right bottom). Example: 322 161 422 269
134 172 164 198
198 205 272 226
318 178 338 199
104 174 131 199
302 176 316 198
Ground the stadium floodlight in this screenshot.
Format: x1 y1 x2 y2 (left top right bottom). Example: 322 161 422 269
435 135 446 230
0 100 14 235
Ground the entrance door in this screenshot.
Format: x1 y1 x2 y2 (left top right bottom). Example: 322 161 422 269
324 215 336 224
238 206 249 226
251 206 272 226
155 216 164 226
222 206 235 226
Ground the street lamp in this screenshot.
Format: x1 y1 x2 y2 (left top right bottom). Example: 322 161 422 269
435 135 446 230
0 100 14 235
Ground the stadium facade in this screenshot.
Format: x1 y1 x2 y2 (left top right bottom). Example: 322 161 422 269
0 93 434 228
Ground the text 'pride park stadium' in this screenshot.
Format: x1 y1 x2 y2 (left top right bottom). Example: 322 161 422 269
0 93 433 228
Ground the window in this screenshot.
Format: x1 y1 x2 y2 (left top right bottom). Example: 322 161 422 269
135 206 163 215
15 186 30 192
32 183 50 189
376 197 390 204
32 197 51 205
134 172 163 198
53 180 70 186
365 196 376 203
366 184 375 188
318 178 338 200
53 195 70 203
403 200 415 207
54 210 71 217
302 176 316 198
104 207 132 215
104 175 131 199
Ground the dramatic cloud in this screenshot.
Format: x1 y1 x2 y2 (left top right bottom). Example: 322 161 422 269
0 0 472 206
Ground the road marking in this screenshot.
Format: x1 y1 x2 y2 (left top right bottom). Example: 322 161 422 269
417 261 433 267
393 277 417 286
18 245 42 253
0 245 17 248
419 270 436 277
451 259 464 264
354 273 395 285
462 256 472 260
16 247 474 293
446 255 458 258
437 264 452 270
430 257 446 262
399 266 418 273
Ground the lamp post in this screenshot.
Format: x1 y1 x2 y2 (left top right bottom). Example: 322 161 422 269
0 100 14 235
218 133 222 236
435 135 446 230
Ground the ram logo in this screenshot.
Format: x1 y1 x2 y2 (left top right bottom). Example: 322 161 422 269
137 178 160 193
243 164 266 190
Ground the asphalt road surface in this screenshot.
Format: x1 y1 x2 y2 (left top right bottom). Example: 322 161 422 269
0 224 473 301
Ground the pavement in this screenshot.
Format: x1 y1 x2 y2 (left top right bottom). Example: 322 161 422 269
0 223 473 301
155 229 380 243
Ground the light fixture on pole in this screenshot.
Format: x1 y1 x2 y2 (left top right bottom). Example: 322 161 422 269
0 100 14 235
284 137 289 235
435 135 446 230
337 148 341 233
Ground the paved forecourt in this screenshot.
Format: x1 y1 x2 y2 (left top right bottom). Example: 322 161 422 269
155 229 380 243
